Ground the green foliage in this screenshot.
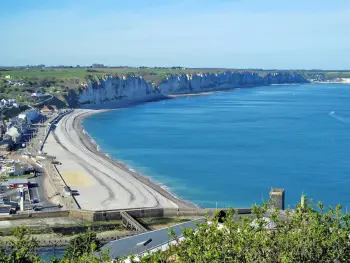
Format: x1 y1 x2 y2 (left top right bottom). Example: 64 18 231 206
0 227 111 263
61 229 101 261
0 226 42 263
126 203 350 263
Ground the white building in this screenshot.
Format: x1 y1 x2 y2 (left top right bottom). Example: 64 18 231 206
5 126 21 143
0 163 32 176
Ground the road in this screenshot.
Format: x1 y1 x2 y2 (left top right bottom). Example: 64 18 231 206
102 218 205 259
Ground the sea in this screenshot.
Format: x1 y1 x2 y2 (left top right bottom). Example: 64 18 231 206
83 83 350 210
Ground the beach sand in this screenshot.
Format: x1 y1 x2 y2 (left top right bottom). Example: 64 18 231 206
43 109 196 210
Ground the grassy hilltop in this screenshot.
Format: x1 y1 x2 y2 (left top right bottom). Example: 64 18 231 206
0 66 349 113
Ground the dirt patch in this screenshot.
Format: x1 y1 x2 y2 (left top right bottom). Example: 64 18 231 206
61 171 93 187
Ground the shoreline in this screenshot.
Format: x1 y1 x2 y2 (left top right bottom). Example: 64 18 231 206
71 109 198 209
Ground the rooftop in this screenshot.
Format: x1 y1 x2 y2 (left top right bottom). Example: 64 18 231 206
6 178 29 184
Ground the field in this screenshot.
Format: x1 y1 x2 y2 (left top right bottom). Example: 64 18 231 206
0 67 228 83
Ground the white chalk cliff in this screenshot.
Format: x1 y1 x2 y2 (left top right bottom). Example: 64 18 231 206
78 72 308 107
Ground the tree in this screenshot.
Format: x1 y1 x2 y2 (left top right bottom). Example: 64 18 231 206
60 229 101 262
0 227 110 263
125 203 350 263
1 226 42 263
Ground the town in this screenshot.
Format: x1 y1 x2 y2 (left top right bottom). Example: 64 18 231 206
0 103 70 215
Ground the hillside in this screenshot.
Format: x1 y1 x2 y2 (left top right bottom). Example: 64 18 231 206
0 67 348 109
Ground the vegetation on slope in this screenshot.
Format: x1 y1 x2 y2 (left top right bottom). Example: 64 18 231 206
0 67 349 111
1 202 350 262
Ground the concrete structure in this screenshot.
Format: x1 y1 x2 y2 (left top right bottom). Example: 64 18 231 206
120 211 148 232
19 188 24 212
101 218 204 260
0 204 11 215
301 194 307 209
269 188 285 210
63 186 71 196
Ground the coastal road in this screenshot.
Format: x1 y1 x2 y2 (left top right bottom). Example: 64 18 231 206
42 109 189 210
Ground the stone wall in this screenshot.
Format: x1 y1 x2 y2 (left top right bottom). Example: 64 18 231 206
68 207 252 222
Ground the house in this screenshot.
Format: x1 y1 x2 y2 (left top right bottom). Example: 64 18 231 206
0 98 16 108
18 108 40 122
8 116 30 135
5 75 11 79
8 99 16 104
5 178 29 189
31 92 43 98
0 99 8 107
1 163 32 176
5 126 21 144
41 105 56 114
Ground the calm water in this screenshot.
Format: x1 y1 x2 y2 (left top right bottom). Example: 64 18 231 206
83 84 350 209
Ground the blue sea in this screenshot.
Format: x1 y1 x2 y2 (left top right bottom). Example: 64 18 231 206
83 84 350 209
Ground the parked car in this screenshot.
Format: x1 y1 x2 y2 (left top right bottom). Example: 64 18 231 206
31 199 39 204
33 205 43 211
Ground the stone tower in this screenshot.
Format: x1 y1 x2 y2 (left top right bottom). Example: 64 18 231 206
269 188 285 210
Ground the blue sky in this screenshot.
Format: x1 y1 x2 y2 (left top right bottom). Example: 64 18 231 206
1 0 350 69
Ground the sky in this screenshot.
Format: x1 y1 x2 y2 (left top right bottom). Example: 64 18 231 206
1 0 350 69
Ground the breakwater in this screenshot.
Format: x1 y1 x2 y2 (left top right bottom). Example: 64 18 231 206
78 72 308 108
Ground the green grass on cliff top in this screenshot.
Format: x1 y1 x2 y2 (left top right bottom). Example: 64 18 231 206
1 67 284 86
2 67 350 87
1 67 227 83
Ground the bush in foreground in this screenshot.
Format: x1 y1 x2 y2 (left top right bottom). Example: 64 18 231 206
1 202 350 262
128 202 350 263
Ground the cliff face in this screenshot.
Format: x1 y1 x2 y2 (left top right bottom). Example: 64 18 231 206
78 75 163 106
78 72 308 106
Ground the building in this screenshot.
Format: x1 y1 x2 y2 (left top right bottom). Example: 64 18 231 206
1 163 33 176
5 178 29 189
0 204 11 215
5 126 21 144
0 99 8 107
3 201 18 211
0 99 16 108
41 105 56 114
31 92 43 98
18 108 40 122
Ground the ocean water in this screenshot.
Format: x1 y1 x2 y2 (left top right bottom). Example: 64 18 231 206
83 84 350 209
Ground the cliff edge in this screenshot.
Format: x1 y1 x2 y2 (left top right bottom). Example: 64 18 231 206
78 71 308 108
